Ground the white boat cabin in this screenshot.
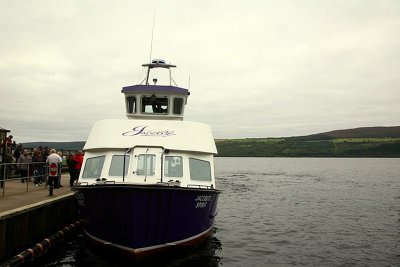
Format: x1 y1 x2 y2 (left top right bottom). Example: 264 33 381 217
79 60 217 189
79 119 217 189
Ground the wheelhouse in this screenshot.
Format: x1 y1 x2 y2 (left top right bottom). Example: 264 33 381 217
122 85 189 121
121 61 190 121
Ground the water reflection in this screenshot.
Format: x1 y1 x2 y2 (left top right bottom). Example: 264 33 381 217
28 230 222 267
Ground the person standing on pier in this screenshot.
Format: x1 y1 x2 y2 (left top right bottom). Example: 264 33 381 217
13 144 22 174
71 150 83 186
46 149 61 196
32 150 45 186
4 135 13 154
57 151 63 187
17 150 32 183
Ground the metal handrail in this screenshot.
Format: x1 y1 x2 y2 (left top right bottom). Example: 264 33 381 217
0 161 58 197
187 184 213 189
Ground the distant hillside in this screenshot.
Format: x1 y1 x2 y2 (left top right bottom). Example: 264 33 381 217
310 126 400 138
22 141 85 150
216 126 400 157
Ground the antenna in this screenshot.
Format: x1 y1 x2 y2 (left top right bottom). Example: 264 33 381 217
149 9 157 63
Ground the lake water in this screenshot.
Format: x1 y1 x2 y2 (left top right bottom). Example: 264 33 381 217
31 158 400 267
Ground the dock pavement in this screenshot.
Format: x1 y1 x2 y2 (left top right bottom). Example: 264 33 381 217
0 174 74 214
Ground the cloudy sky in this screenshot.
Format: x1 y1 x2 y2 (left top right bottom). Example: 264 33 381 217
1 0 399 143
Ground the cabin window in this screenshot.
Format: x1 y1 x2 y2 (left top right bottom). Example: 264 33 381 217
164 156 183 177
173 98 184 114
189 158 212 181
82 156 106 178
109 155 130 176
141 95 169 114
136 154 156 176
127 96 136 113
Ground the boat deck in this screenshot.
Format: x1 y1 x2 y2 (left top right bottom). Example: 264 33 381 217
0 174 73 214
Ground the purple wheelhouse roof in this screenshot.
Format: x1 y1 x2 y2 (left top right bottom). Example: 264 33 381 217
121 85 189 95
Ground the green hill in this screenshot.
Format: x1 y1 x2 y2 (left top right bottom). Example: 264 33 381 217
216 126 400 157
310 126 400 138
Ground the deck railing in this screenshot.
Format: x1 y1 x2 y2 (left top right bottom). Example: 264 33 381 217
0 162 63 197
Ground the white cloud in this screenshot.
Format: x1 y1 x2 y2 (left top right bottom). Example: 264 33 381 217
1 0 400 142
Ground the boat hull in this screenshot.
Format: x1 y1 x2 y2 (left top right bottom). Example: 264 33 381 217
73 184 219 259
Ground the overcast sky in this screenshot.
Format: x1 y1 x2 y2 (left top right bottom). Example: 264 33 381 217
1 0 399 143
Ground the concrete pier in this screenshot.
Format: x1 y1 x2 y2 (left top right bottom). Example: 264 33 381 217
0 175 78 262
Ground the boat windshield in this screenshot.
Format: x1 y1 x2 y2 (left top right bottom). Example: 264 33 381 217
141 95 168 114
164 156 183 177
127 96 136 114
189 158 212 181
109 155 130 176
82 156 106 178
136 154 156 176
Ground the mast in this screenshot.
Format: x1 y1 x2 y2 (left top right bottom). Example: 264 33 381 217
142 60 176 85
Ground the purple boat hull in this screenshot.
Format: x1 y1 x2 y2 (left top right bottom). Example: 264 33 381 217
73 184 219 258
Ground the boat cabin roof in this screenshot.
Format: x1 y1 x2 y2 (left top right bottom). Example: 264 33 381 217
121 85 188 95
84 119 217 154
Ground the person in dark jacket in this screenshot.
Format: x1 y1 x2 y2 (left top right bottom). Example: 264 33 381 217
13 145 22 174
32 151 45 186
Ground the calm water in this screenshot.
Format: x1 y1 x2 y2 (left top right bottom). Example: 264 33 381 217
31 158 400 267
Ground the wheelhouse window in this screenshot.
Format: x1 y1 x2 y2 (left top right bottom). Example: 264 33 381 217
136 154 156 176
189 158 212 181
82 156 106 178
109 155 130 176
141 95 169 114
127 96 136 113
164 156 183 177
173 98 184 114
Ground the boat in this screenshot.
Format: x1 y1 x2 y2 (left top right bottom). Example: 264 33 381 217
73 59 220 259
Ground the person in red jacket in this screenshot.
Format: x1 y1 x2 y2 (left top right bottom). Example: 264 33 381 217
71 150 84 186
